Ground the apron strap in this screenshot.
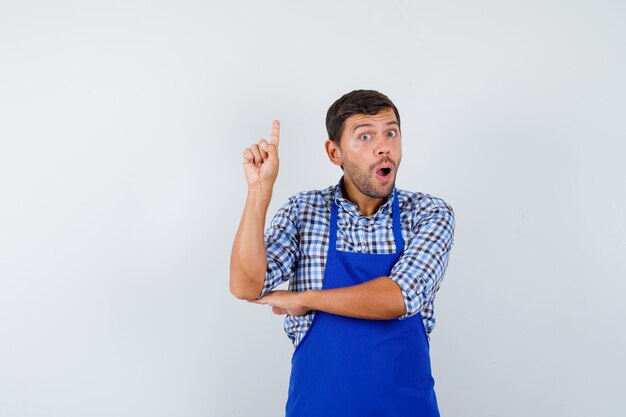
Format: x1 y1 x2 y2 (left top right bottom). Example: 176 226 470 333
392 188 404 254
329 194 339 252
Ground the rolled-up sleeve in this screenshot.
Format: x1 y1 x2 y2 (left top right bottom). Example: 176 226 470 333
258 197 300 299
389 198 455 319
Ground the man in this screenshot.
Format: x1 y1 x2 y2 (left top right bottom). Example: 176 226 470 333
230 90 455 417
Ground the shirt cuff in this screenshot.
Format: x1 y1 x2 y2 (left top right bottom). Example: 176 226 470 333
388 273 424 320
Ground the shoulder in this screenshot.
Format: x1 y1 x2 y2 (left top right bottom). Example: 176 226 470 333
283 185 335 212
273 185 334 222
396 189 455 223
396 189 455 250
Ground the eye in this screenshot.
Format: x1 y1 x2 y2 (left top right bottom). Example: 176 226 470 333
387 130 398 138
359 133 372 141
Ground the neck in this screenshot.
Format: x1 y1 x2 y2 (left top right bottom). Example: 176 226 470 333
341 177 389 217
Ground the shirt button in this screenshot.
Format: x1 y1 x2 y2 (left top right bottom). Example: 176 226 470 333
356 245 362 252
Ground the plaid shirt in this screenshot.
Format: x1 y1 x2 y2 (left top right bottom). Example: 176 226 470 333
260 178 455 347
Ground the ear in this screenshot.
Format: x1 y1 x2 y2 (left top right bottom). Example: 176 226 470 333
324 139 343 167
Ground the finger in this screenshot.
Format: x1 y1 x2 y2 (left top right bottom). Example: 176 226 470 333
269 120 280 150
258 139 270 160
242 148 255 163
249 144 263 165
272 306 287 315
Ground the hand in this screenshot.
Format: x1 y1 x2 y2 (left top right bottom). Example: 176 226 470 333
252 290 310 316
242 120 280 189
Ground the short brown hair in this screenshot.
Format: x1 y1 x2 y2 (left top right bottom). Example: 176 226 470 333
325 90 401 144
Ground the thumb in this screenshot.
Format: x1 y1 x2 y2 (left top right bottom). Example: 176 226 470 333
262 142 278 164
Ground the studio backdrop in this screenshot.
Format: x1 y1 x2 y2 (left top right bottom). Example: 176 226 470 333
1 1 624 416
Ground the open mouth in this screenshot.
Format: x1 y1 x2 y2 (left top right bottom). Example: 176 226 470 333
376 167 392 177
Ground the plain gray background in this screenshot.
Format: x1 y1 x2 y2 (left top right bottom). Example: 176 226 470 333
1 1 625 416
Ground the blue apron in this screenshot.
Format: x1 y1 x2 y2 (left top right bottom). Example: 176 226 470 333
285 189 440 417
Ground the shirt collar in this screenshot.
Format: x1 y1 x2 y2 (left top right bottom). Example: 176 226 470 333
333 177 394 219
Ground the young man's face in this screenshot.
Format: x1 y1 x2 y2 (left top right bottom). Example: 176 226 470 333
328 107 402 199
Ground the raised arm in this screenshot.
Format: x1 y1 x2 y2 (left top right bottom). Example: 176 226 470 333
229 120 280 301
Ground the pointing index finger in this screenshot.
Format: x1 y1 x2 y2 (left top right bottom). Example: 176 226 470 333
270 120 280 149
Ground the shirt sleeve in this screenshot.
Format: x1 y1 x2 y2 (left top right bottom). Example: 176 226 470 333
257 196 300 299
388 197 455 319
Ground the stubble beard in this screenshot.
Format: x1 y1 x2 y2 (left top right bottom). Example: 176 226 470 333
342 157 400 199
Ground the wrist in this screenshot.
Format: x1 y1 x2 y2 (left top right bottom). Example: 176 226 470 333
246 184 273 207
301 289 317 311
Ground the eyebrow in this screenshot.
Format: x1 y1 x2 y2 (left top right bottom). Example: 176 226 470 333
352 120 399 133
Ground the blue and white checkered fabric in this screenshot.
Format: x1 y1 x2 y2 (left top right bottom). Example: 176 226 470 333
260 179 455 347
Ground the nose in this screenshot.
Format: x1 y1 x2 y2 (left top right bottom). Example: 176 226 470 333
376 143 390 156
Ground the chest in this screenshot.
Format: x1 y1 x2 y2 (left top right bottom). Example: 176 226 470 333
299 208 411 255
